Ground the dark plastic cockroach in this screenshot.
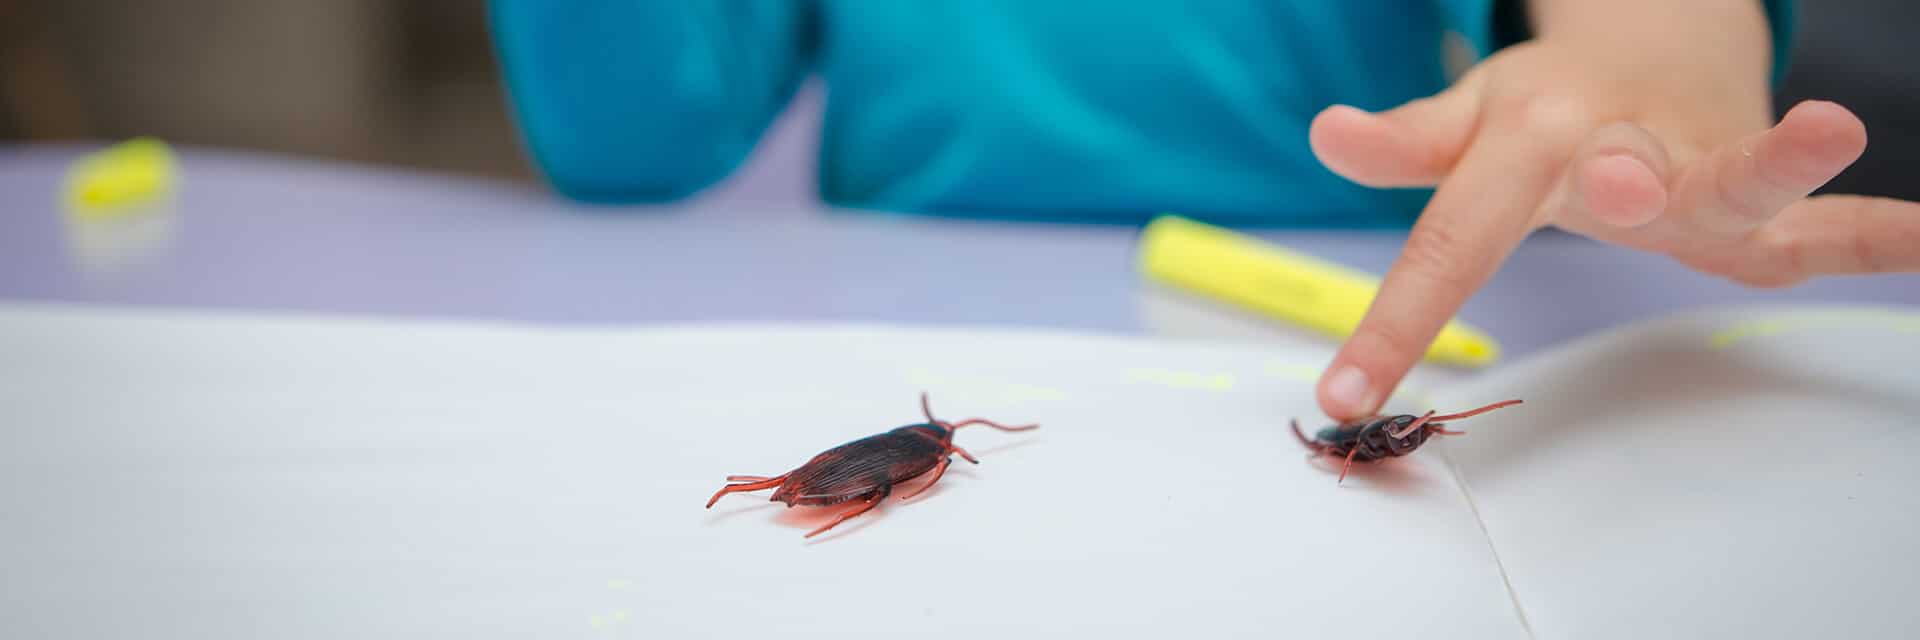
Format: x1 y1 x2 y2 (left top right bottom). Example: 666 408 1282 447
1292 399 1522 483
704 392 1038 538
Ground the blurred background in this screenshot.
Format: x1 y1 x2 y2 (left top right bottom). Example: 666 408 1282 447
0 0 525 179
3 0 1916 201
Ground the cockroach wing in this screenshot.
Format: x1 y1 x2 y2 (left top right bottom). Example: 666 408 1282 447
770 432 946 506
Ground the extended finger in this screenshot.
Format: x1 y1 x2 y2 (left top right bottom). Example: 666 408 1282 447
1722 194 1920 286
1316 101 1573 421
1308 70 1486 188
1665 100 1867 237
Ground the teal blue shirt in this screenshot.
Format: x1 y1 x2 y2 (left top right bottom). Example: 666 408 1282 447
488 1 1794 228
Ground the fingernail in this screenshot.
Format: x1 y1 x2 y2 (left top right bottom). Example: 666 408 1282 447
1325 366 1376 415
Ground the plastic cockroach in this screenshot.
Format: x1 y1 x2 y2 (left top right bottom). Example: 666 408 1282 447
704 392 1039 538
1292 399 1522 483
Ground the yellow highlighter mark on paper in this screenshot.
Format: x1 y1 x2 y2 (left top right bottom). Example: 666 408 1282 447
588 611 630 629
1265 361 1323 384
905 369 1068 404
1127 368 1236 391
1709 310 1920 348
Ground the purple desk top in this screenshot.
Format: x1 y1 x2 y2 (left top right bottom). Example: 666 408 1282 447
3 142 1916 364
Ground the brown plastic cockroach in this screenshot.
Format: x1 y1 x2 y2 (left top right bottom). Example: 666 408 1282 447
704 392 1038 538
1292 399 1522 484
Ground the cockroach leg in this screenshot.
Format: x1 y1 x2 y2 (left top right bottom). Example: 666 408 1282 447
1337 446 1361 485
950 445 980 464
1290 419 1319 450
726 475 773 482
1431 427 1466 436
806 487 890 538
900 458 951 501
1293 420 1340 468
705 474 790 508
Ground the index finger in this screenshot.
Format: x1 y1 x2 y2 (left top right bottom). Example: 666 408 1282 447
1316 111 1570 420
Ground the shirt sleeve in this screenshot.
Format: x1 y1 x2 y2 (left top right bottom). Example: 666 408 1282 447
487 1 815 203
1433 0 1797 86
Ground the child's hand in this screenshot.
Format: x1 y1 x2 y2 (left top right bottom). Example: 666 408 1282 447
1305 1 1920 421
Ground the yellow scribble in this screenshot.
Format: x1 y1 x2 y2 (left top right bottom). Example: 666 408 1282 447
905 369 1068 403
1126 367 1236 391
1709 310 1920 349
606 579 631 590
589 610 631 629
1264 362 1322 383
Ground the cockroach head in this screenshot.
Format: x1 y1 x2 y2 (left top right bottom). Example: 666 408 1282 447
901 422 952 440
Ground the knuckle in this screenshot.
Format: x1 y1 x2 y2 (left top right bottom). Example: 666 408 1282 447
1716 247 1803 288
1710 160 1776 227
1399 224 1482 292
1345 322 1427 380
1851 224 1889 273
1359 321 1431 366
1491 90 1594 141
1779 233 1810 277
1746 141 1829 206
1522 93 1591 130
1676 250 1745 282
1761 149 1830 193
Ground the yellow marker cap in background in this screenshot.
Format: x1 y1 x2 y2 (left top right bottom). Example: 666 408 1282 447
1136 214 1500 368
64 137 178 217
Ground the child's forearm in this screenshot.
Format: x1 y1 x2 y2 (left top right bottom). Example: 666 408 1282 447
1527 0 1770 41
1525 0 1772 78
1519 0 1777 124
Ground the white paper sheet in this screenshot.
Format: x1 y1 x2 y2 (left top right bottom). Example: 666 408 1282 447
1436 306 1920 639
0 304 1523 639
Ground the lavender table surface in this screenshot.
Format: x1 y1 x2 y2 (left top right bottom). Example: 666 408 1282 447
3 142 1916 365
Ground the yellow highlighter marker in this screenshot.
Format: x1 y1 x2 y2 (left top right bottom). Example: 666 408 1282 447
1136 214 1501 368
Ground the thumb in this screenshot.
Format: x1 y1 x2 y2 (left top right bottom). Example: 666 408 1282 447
1309 69 1485 188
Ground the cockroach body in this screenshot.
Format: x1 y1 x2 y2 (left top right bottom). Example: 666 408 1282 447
705 392 1038 538
1292 399 1522 483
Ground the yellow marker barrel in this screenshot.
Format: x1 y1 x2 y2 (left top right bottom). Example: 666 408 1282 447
1136 214 1500 368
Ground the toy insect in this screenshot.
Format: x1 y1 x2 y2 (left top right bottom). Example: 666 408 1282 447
704 392 1039 538
1292 399 1522 484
